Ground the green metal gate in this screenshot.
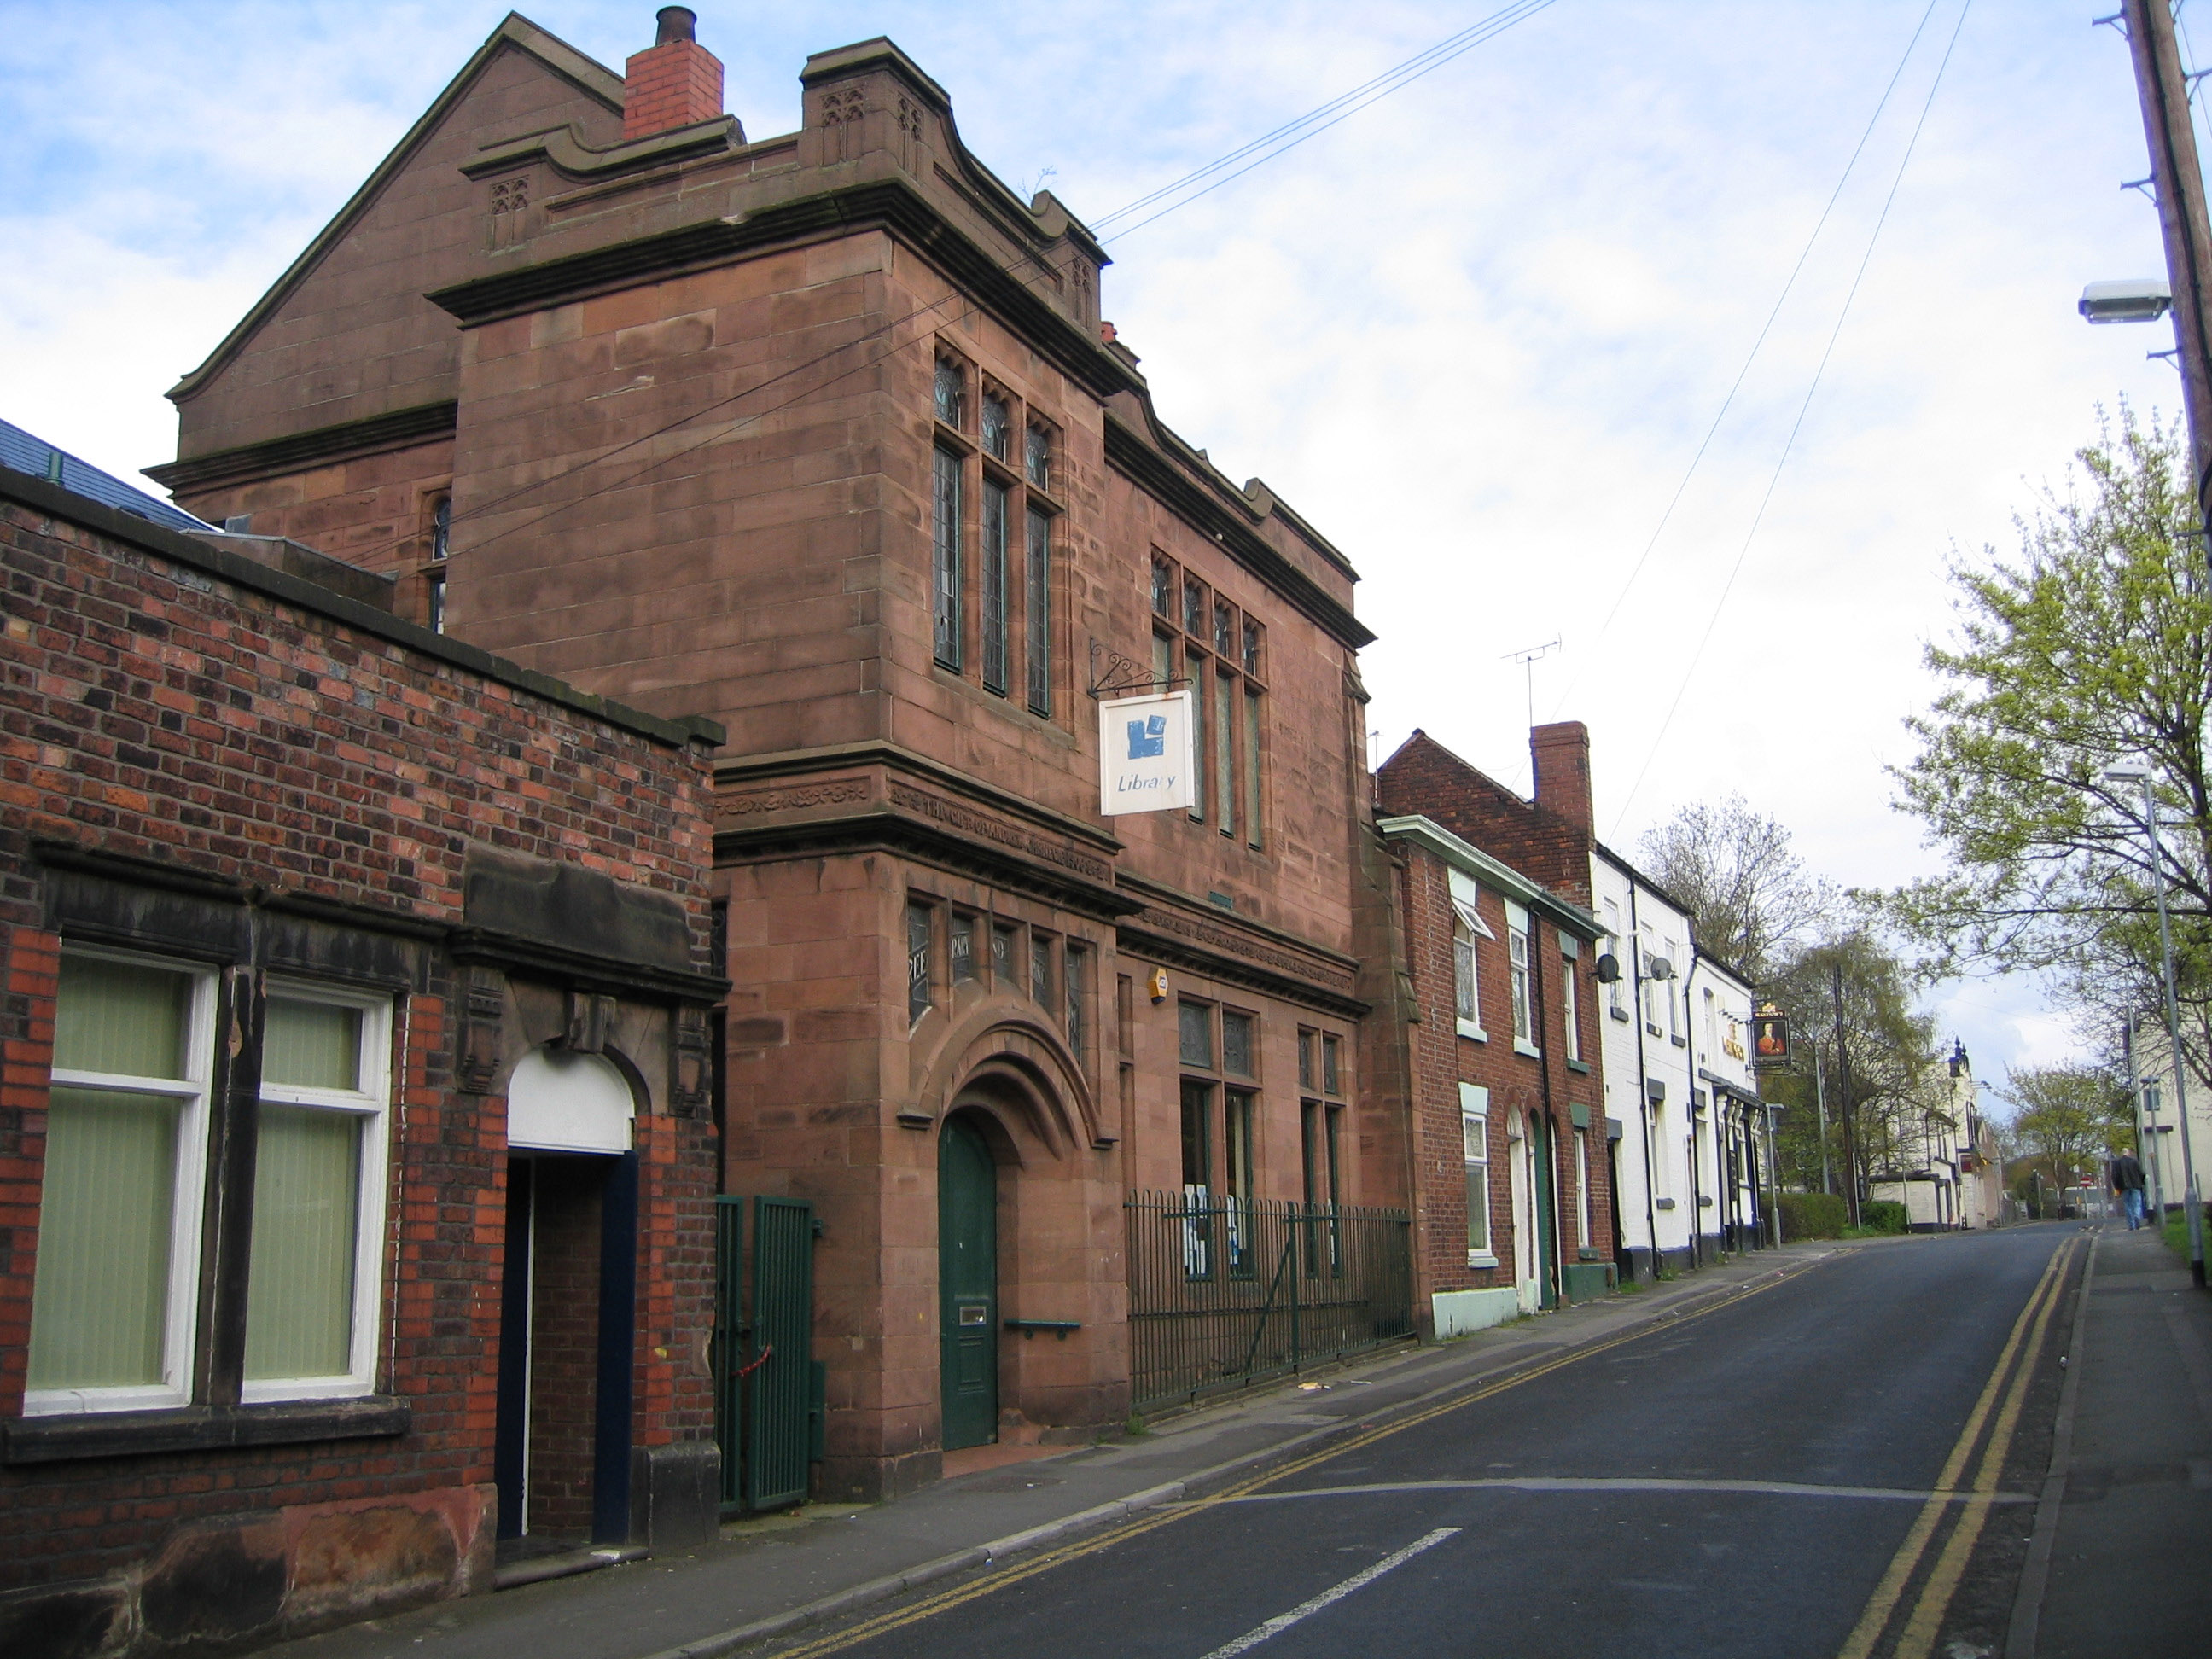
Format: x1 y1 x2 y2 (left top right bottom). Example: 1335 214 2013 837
713 1196 822 1514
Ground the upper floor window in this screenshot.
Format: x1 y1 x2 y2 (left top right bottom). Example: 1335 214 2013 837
1155 551 1266 848
928 344 1056 718
1450 880 1493 1039
1561 934 1584 1064
934 356 967 428
1026 422 1052 491
1507 904 1535 1053
981 392 1012 462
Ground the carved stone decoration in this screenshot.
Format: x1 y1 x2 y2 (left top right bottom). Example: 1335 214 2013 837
488 174 529 252
820 87 865 160
563 991 617 1055
457 965 507 1094
894 95 922 171
672 1004 714 1119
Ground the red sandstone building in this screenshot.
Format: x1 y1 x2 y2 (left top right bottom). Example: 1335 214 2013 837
0 459 726 1653
1364 727 1610 1334
146 9 1392 1502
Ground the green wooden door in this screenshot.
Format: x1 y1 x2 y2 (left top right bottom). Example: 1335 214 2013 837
938 1116 998 1451
1532 1114 1559 1311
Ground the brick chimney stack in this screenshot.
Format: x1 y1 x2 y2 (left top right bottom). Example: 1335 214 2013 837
624 7 725 142
1530 721 1592 833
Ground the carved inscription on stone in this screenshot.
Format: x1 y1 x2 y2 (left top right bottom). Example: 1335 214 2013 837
888 784 1112 883
719 778 871 819
1133 905 1355 994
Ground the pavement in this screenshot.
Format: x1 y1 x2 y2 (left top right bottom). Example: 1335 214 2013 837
2010 1220 2212 1658
257 1242 1842 1659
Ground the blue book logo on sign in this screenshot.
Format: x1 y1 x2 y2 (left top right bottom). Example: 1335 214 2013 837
1126 714 1167 760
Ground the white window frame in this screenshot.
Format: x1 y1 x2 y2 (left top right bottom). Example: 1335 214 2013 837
1666 940 1683 1039
241 979 392 1405
1560 934 1583 1064
1506 901 1537 1057
1449 874 1494 1043
26 947 217 1418
1575 1126 1592 1248
1461 1083 1496 1266
1602 900 1627 1016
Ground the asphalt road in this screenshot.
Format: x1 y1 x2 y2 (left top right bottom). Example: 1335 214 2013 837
768 1226 2077 1659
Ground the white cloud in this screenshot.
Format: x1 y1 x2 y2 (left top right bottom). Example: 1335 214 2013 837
0 0 2154 1080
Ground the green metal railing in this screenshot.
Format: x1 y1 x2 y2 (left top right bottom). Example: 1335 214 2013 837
1125 1191 1412 1412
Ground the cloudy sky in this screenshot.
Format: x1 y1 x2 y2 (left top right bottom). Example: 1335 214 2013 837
0 0 2191 1094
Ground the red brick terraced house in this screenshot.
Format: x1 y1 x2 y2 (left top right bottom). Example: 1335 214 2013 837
0 457 727 1656
146 9 1394 1504
1363 729 1610 1336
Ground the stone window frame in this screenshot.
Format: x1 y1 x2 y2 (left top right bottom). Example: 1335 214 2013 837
1152 550 1266 848
929 342 1063 723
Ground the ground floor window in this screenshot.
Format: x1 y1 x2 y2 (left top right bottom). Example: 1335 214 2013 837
1460 1083 1491 1261
27 950 393 1416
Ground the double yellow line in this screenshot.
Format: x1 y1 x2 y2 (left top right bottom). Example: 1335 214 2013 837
767 1259 1825 1659
1837 1234 2079 1659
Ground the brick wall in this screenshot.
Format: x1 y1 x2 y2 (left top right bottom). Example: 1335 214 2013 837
0 476 719 1618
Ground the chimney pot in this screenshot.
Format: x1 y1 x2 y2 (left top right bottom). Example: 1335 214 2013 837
656 6 697 44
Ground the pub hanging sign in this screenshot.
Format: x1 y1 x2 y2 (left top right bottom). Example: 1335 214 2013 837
1752 1004 1792 1072
1098 690 1196 815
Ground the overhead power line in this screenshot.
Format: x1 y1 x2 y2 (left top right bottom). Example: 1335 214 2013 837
1550 0 1946 718
1607 0 1977 839
337 4 1567 568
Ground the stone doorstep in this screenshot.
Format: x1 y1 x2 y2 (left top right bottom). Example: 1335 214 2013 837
623 1245 1839 1659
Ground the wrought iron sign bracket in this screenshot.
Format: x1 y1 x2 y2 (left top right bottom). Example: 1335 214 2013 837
1086 639 1189 700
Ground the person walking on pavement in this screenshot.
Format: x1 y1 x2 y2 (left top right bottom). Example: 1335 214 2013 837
2110 1148 2150 1230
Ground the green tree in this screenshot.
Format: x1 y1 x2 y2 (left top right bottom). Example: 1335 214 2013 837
1882 404 2212 1088
2002 1063 2133 1190
1755 932 1938 1202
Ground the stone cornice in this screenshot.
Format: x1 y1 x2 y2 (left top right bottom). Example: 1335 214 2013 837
145 401 458 495
424 175 1141 405
709 760 1139 923
1111 872 1367 1018
1103 414 1374 653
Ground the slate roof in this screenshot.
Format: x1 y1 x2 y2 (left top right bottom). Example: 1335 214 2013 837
0 416 213 534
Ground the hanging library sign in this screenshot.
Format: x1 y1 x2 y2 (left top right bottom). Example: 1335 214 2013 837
1098 690 1196 815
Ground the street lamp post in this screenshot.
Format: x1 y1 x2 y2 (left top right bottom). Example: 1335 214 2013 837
2106 764 2206 1286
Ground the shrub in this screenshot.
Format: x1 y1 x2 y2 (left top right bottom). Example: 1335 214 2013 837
1860 1200 1909 1235
1776 1190 1848 1241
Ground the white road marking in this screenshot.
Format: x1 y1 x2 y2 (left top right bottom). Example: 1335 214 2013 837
1196 1527 1460 1659
1218 1476 2034 1505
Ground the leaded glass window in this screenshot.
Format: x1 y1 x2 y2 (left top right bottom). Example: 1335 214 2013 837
1025 507 1051 716
981 393 1011 461
932 446 963 669
981 479 1009 694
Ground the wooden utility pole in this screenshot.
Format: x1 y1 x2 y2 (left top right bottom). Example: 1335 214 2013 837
2123 0 2212 526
